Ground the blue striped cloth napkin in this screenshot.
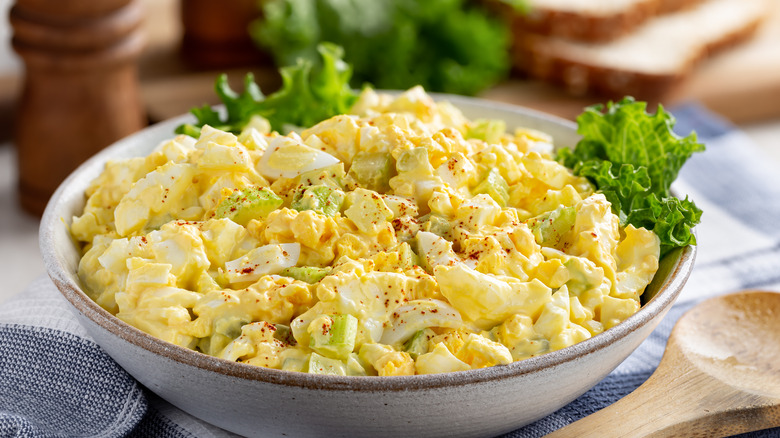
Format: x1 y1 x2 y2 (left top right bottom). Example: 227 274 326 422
1 103 779 437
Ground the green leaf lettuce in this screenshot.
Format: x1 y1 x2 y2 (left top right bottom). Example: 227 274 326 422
558 97 705 256
251 0 518 96
175 43 359 136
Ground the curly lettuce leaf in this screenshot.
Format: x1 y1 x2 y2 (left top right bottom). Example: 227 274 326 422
252 0 518 96
175 43 359 136
559 97 705 256
261 43 358 130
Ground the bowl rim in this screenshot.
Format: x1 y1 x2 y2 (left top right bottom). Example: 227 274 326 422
40 93 696 392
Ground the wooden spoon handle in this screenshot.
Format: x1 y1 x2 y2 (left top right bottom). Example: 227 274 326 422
545 351 780 437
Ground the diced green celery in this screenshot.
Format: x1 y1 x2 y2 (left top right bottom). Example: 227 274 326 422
280 266 331 284
346 353 370 376
214 186 283 226
403 328 435 358
473 168 510 207
194 270 220 293
290 185 345 217
176 123 203 139
526 205 576 248
307 352 347 375
282 356 308 373
196 337 211 355
200 316 247 356
422 214 452 239
484 327 499 342
396 147 429 173
272 324 296 345
396 242 420 270
563 257 601 296
309 314 358 360
213 270 232 289
216 316 246 339
298 163 346 190
467 119 506 144
348 152 396 193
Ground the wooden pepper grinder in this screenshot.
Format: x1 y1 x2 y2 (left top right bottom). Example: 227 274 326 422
10 0 147 216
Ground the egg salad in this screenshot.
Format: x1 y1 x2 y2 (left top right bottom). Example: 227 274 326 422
72 87 660 376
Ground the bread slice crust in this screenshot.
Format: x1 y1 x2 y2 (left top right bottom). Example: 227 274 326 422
512 0 768 99
515 0 705 42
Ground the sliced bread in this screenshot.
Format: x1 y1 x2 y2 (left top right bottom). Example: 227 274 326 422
515 0 705 42
512 0 769 99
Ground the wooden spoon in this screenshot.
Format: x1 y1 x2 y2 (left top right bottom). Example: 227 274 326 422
546 290 780 437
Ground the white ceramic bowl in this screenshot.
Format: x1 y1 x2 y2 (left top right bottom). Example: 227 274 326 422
41 95 695 438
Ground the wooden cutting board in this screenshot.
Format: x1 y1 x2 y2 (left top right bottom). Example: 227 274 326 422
481 0 780 123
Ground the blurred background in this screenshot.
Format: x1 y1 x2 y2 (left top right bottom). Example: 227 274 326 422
1 0 779 299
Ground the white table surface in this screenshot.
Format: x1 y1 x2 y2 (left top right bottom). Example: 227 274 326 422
1 120 780 305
